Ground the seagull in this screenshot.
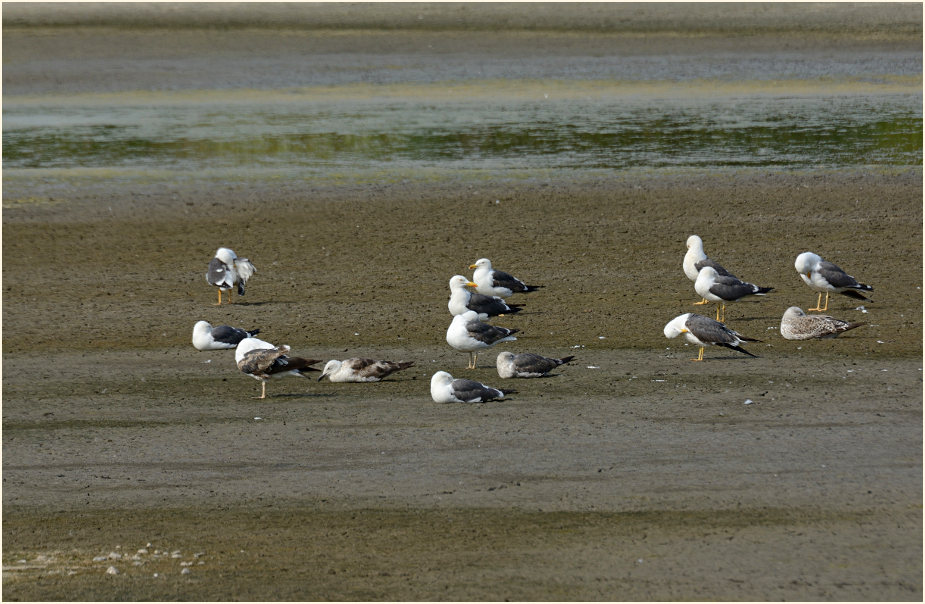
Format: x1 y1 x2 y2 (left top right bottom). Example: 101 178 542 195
234 337 321 399
192 320 260 351
683 234 738 305
430 370 512 403
446 310 518 369
780 306 864 340
318 358 415 382
469 258 541 298
206 247 256 305
694 266 773 323
663 312 760 361
794 252 872 312
448 275 523 320
496 351 575 378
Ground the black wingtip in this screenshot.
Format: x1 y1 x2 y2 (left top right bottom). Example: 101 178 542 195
841 289 871 301
724 344 758 358
247 328 261 337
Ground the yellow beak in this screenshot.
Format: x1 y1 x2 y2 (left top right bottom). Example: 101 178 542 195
468 264 478 269
466 281 478 287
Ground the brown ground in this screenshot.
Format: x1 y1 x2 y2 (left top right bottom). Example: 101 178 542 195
3 171 922 601
3 3 923 601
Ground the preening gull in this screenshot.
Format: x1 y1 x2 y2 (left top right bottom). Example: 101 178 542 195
694 266 772 323
192 320 260 351
663 313 760 361
780 306 863 340
794 252 872 311
496 351 575 378
448 275 523 320
683 235 737 304
318 358 414 382
235 337 321 399
430 370 512 403
469 258 541 298
207 247 256 305
446 310 518 369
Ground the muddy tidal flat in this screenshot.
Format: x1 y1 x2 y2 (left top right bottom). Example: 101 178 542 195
2 3 922 601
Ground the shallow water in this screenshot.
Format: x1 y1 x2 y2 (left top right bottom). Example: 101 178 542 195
3 87 920 177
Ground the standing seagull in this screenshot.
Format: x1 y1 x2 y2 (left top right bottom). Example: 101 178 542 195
430 370 512 403
318 358 414 382
192 320 260 351
446 310 518 369
663 313 760 361
235 337 321 399
207 247 256 305
448 275 523 320
496 351 575 378
794 252 872 312
694 266 773 323
469 258 541 298
683 235 738 305
780 306 864 340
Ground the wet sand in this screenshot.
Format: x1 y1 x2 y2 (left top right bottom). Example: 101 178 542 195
3 3 923 601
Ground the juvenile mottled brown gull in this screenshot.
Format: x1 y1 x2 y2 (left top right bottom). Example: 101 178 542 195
780 306 864 340
683 234 737 305
207 247 256 305
794 252 872 311
663 312 760 361
234 337 321 399
430 370 512 403
694 266 773 323
192 320 260 351
469 257 541 298
446 310 518 369
496 351 575 378
318 358 414 382
448 275 523 320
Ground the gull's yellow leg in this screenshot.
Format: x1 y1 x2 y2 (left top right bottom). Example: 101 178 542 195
214 289 223 306
693 297 709 305
226 289 233 304
808 292 824 311
819 292 830 312
691 347 704 362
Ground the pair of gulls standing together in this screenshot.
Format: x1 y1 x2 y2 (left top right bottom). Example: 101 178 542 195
198 247 414 399
664 235 869 360
435 258 576 403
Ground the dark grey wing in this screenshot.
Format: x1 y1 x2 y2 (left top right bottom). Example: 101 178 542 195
512 353 560 376
686 314 742 346
490 269 528 292
211 325 250 346
465 319 519 345
818 260 871 290
694 258 734 278
207 257 233 288
709 274 764 301
451 378 504 402
468 293 521 317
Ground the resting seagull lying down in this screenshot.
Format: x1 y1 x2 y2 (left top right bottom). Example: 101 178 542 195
780 306 863 340
446 310 519 369
448 275 523 320
430 370 512 403
318 358 414 382
207 247 256 305
663 313 760 361
495 351 575 378
235 337 321 399
469 258 541 298
694 266 772 323
794 252 872 312
192 320 260 351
